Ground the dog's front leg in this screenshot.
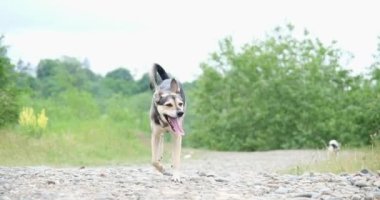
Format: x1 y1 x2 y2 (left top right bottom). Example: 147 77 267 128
151 129 165 173
171 134 182 182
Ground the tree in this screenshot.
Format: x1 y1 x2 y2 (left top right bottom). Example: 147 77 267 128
135 73 150 93
36 57 99 97
14 60 37 93
105 68 134 81
189 25 370 150
361 37 380 142
0 36 19 127
102 67 137 95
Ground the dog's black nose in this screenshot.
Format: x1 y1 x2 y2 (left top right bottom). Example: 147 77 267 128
177 111 184 117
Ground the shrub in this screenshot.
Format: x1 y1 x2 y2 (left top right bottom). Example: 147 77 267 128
188 25 380 150
18 107 48 137
0 89 19 127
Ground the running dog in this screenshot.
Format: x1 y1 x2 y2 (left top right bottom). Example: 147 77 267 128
149 63 186 182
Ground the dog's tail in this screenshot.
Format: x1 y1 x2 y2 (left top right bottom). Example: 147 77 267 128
149 63 170 90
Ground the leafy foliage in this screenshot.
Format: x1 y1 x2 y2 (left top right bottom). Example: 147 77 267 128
0 36 19 127
188 25 380 150
36 57 100 97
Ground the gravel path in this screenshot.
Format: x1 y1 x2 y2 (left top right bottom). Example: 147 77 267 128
1 150 379 200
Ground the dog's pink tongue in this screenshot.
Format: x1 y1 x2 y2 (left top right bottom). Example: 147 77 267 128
169 118 184 136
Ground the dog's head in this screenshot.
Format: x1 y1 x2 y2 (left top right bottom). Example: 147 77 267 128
154 79 185 135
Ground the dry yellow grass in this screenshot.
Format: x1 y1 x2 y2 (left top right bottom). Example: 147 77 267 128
285 144 380 175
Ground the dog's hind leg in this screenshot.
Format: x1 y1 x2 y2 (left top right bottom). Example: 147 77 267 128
171 134 182 182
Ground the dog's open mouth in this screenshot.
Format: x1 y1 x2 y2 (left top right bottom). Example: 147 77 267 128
164 115 184 136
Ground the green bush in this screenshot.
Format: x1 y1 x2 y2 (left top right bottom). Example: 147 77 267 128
105 94 135 122
0 89 19 127
188 25 380 150
36 89 101 123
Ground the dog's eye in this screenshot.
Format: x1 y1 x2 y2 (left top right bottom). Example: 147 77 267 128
178 103 183 107
165 103 173 107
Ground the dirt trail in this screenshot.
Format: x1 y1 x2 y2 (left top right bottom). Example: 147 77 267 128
1 150 379 200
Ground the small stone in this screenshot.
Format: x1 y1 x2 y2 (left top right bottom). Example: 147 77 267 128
355 180 369 187
197 171 206 176
320 188 332 195
340 172 350 176
293 198 313 200
215 178 227 182
293 193 313 198
351 194 362 200
361 169 370 174
373 180 380 187
206 171 216 177
47 180 55 185
275 187 289 194
162 171 172 176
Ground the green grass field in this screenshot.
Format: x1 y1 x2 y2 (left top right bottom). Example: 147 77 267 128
2 107 379 171
0 119 151 166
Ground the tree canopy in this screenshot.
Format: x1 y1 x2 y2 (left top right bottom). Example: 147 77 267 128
188 25 380 150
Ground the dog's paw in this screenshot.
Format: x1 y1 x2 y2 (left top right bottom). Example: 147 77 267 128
171 171 182 183
152 162 165 173
171 175 182 183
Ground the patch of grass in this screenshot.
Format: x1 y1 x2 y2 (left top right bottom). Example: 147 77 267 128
285 144 380 175
0 119 150 166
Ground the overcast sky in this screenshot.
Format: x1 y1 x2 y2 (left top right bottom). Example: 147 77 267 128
1 0 379 81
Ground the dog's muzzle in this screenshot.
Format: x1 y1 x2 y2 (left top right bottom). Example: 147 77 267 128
165 114 184 136
177 111 184 117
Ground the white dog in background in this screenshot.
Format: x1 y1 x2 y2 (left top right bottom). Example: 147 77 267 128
327 139 340 158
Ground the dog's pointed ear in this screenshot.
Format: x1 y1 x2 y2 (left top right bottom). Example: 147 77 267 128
170 79 180 93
